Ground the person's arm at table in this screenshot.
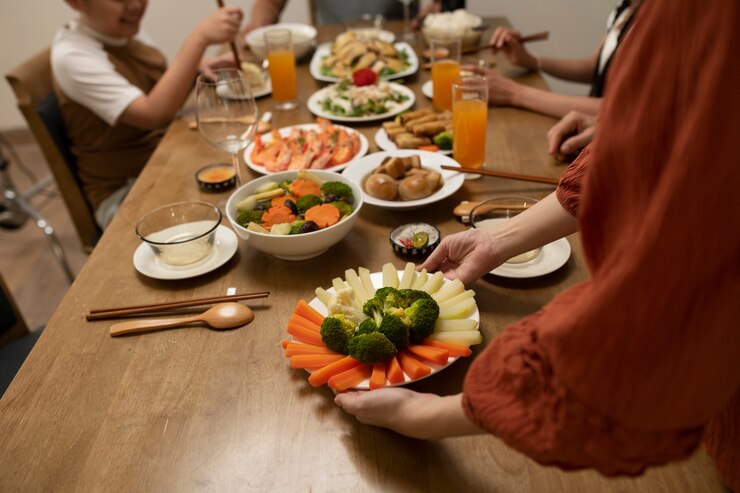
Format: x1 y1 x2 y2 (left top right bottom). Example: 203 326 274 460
242 0 288 34
119 7 242 130
420 192 579 285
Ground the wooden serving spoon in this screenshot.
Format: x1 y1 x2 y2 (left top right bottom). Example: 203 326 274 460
109 302 254 337
453 201 530 222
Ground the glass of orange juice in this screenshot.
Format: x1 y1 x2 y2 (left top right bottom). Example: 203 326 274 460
452 75 489 179
264 29 297 111
430 36 461 112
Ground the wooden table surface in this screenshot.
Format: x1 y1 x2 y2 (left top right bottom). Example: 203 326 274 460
0 19 724 492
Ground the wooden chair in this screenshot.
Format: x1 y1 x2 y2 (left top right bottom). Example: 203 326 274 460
6 49 101 252
0 271 27 348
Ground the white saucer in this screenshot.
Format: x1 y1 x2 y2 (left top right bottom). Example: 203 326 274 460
491 237 571 278
422 80 433 99
133 225 238 280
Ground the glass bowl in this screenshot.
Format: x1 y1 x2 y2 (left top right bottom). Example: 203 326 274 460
136 201 222 266
469 196 542 264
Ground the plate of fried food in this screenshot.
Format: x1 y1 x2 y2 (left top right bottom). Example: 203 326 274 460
310 30 419 82
374 108 453 154
342 150 464 210
244 118 369 174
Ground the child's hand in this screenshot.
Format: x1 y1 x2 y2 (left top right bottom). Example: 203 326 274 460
195 6 243 46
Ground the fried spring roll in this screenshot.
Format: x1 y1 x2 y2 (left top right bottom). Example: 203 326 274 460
396 135 432 149
400 109 433 125
411 121 449 136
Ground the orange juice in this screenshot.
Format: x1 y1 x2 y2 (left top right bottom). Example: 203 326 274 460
453 99 487 169
431 60 460 111
267 49 297 102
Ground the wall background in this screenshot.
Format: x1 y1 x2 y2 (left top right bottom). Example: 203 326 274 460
0 0 614 130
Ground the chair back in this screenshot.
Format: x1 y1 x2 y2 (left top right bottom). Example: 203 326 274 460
6 49 100 251
0 271 28 347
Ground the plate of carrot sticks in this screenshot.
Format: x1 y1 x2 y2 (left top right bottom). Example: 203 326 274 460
282 263 482 392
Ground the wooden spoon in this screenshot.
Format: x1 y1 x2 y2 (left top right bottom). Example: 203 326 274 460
109 302 254 337
453 201 530 222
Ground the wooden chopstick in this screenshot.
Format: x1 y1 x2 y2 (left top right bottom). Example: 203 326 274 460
86 291 269 321
441 165 559 185
461 31 550 55
215 0 243 67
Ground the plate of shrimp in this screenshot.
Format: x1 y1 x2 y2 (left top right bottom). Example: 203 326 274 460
244 118 369 175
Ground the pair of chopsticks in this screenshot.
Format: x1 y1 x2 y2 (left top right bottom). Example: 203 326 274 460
462 31 550 55
215 0 242 66
86 291 269 321
441 165 559 186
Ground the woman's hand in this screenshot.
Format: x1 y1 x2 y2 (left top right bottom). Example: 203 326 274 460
195 6 243 46
198 51 237 81
490 27 538 69
547 111 597 161
420 228 501 285
462 65 521 106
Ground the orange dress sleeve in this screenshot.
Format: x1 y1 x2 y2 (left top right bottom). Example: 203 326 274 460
462 0 740 487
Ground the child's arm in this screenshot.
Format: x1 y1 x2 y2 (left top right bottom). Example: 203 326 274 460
119 6 242 130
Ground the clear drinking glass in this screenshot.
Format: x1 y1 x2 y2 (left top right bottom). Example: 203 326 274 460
452 75 489 179
398 0 415 41
430 36 461 112
196 69 259 186
264 29 298 111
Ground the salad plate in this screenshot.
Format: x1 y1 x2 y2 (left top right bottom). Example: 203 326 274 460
342 150 464 210
216 75 272 99
307 82 416 123
422 80 433 99
374 128 452 155
243 123 370 175
309 41 419 83
302 270 480 389
133 225 238 280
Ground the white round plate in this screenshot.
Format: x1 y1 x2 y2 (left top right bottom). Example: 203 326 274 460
302 270 479 389
309 41 417 83
341 150 464 210
216 75 272 99
307 82 416 123
243 123 369 175
422 80 433 99
477 219 571 278
133 225 238 280
374 128 452 155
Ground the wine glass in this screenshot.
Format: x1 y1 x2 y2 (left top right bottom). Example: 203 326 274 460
398 0 416 42
196 68 259 186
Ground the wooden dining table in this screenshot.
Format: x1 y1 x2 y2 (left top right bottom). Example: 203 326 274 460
0 19 725 492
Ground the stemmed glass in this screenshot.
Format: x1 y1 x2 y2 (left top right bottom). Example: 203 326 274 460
196 68 259 186
398 0 416 41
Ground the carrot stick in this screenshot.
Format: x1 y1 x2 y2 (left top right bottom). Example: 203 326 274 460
291 354 345 369
397 351 432 380
369 362 386 389
284 342 339 357
328 364 373 392
308 355 361 387
406 344 450 366
421 338 472 357
294 299 325 326
386 356 405 385
280 338 290 349
289 314 321 332
287 322 325 347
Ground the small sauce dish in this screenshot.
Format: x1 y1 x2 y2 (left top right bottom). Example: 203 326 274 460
389 222 440 257
196 164 237 192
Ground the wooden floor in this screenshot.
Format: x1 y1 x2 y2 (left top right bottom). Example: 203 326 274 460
0 131 88 332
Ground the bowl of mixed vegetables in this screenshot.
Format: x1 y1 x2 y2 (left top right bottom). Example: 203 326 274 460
225 169 363 260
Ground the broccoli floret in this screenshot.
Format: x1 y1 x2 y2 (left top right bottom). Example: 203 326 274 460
320 181 354 202
236 209 265 227
296 194 323 214
405 297 440 343
378 314 409 349
433 131 453 151
289 220 306 234
330 201 353 217
362 287 402 324
348 332 397 363
396 288 432 308
356 318 378 335
320 314 357 354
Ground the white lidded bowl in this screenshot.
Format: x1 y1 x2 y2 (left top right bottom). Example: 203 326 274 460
246 23 317 59
226 170 363 261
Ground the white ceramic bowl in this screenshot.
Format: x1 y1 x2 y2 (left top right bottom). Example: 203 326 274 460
246 23 317 59
225 170 363 260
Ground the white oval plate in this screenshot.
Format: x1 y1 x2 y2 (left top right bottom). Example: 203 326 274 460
374 128 452 155
421 79 433 99
216 75 272 99
307 82 416 123
303 270 479 389
341 150 464 210
243 123 369 175
309 41 417 83
133 225 237 280
476 218 572 278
